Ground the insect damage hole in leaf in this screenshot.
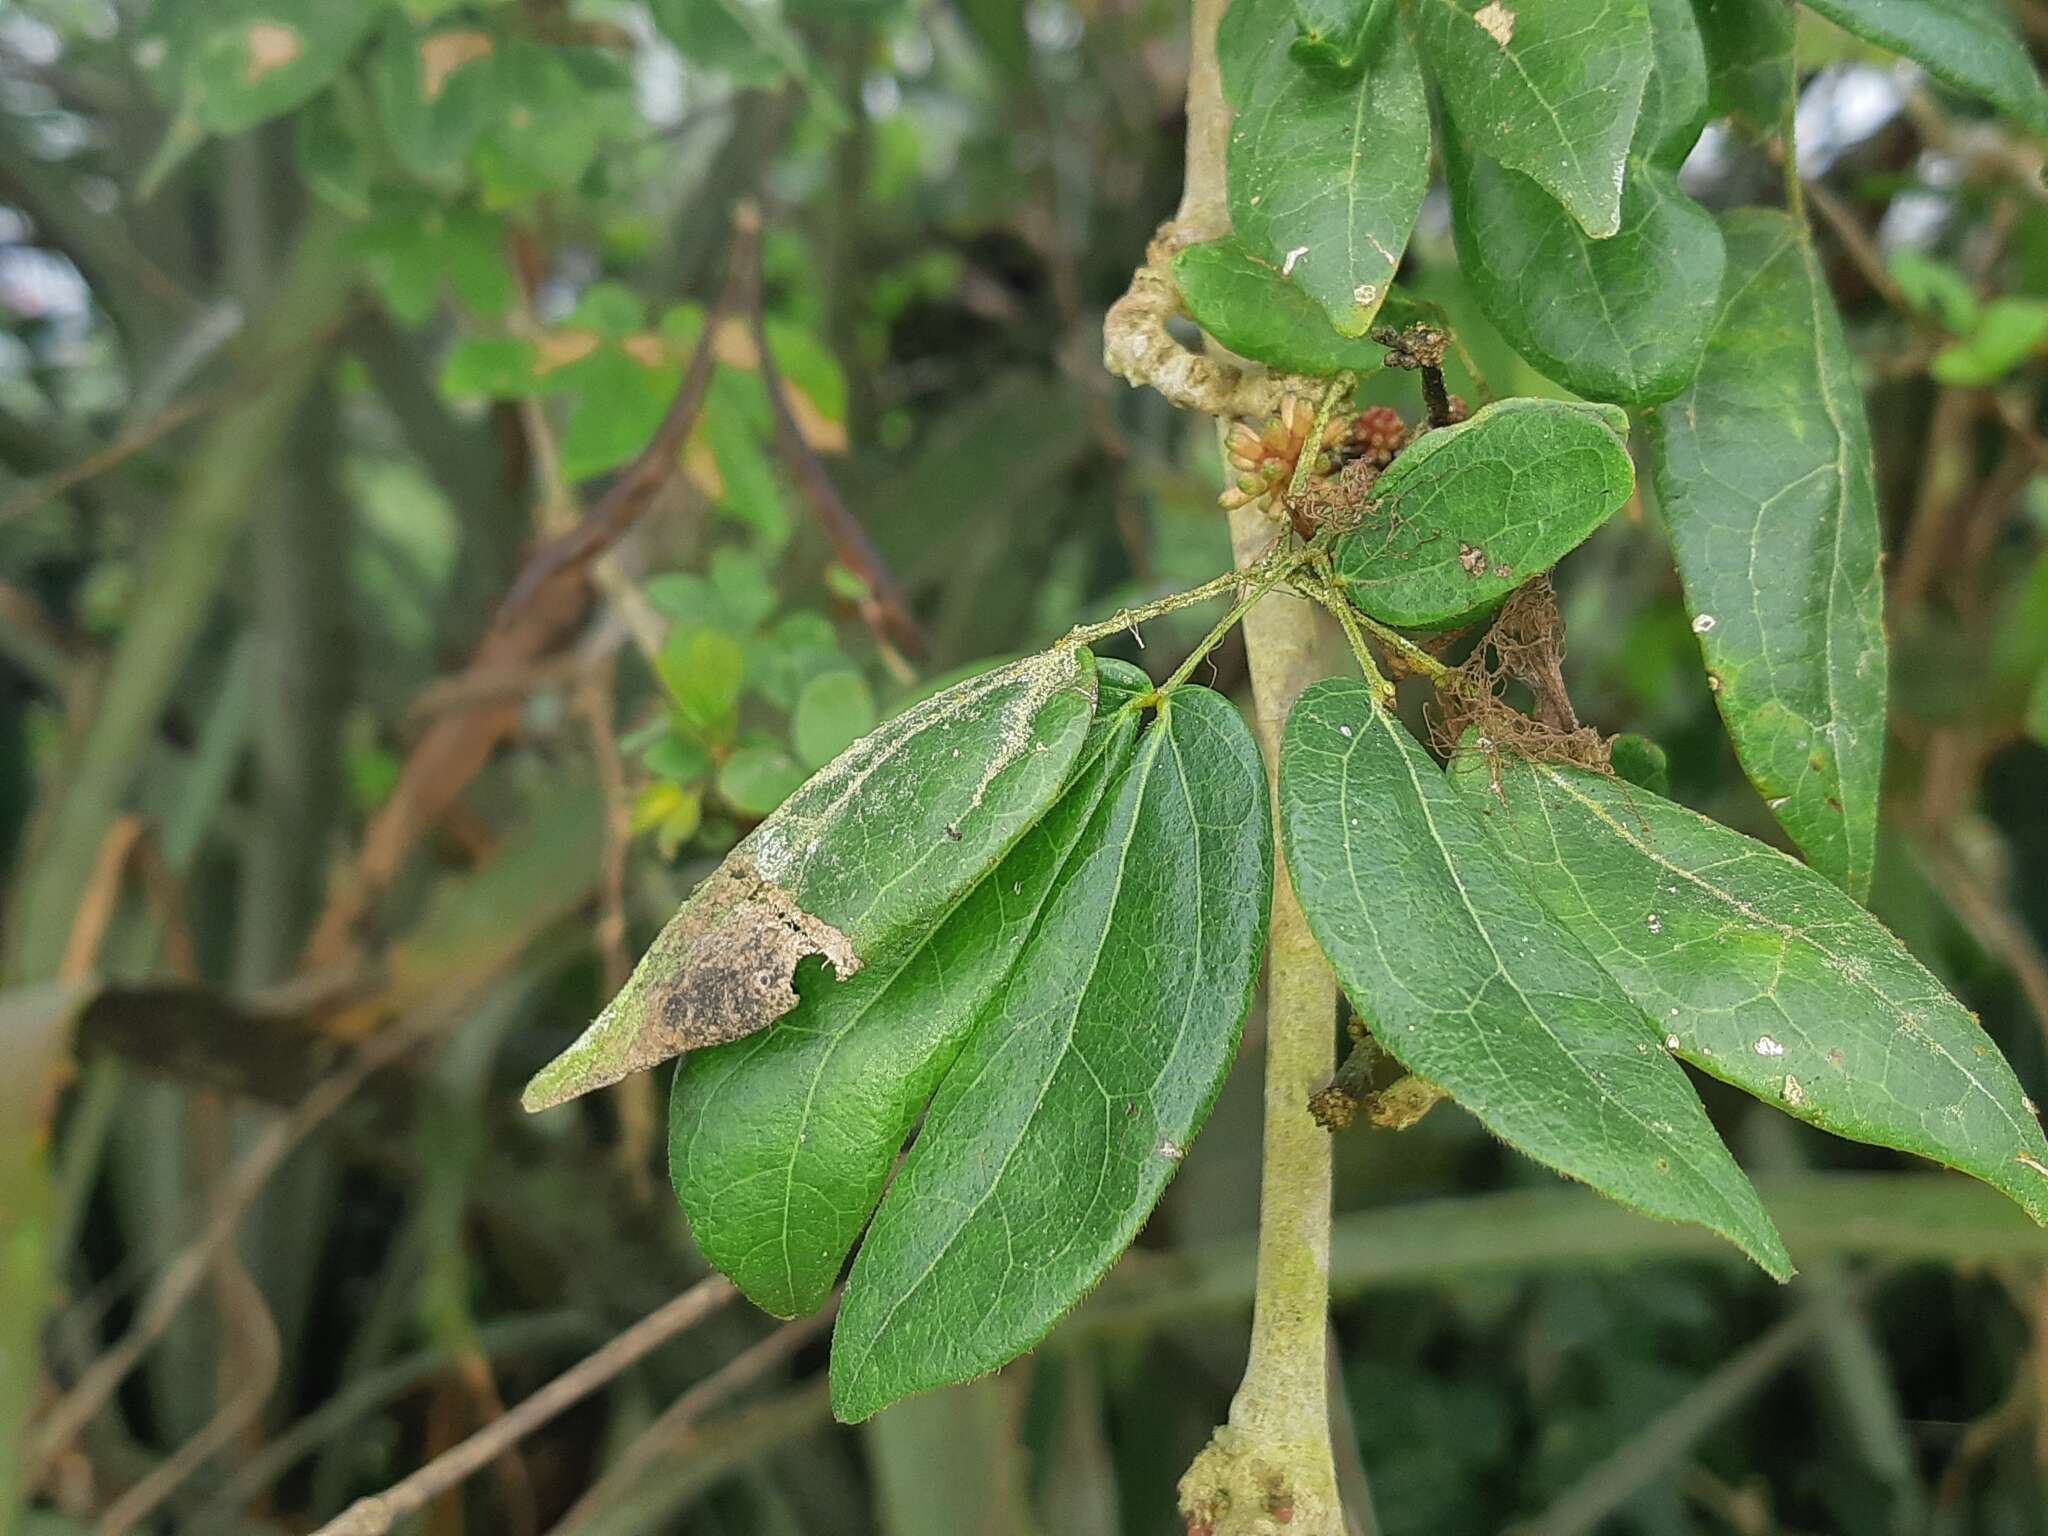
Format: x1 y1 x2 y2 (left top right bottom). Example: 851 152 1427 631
522 648 1101 1111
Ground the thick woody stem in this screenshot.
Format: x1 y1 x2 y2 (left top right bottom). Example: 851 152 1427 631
1127 2 1347 1532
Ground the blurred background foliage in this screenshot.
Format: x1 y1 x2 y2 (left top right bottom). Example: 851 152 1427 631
3 0 2048 1532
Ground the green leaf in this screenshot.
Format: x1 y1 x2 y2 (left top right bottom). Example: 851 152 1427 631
523 649 1101 1110
1224 0 1430 336
1445 0 1721 404
296 82 377 216
671 662 1152 1319
471 39 613 203
439 336 539 398
658 627 746 737
1799 0 2048 134
644 734 712 784
830 684 1272 1419
173 0 386 136
1289 0 1393 73
1646 210 1887 900
1888 248 1980 334
1447 751 2048 1227
793 671 880 770
1413 0 1654 240
559 347 679 482
650 0 792 85
373 15 501 180
1692 0 1795 132
1278 680 1791 1276
1607 732 1672 795
1446 143 1723 406
1932 296 2048 386
1173 238 1391 376
718 746 807 816
1334 398 1635 627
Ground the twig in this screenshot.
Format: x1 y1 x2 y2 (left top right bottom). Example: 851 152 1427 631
302 214 759 968
546 1305 835 1534
25 1003 454 1483
1138 5 1350 1531
310 1276 737 1536
193 1313 599 1524
92 1257 280 1535
746 207 926 660
1519 1293 1854 1536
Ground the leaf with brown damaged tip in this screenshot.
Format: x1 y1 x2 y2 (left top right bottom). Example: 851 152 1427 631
522 648 1101 1111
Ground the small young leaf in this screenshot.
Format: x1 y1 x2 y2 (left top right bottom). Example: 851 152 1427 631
1279 680 1791 1277
1289 0 1393 74
1799 0 2048 135
1447 751 2048 1227
831 685 1272 1420
792 671 880 770
1692 0 1796 131
1225 0 1430 336
717 746 806 817
671 663 1151 1318
523 649 1101 1110
1932 297 2048 387
373 14 501 180
1173 238 1390 376
1413 0 1654 239
1335 399 1635 627
177 0 385 136
658 627 745 737
1647 211 1887 901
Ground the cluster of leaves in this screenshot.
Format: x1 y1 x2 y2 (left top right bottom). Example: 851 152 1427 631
528 648 1274 1422
514 0 2048 1423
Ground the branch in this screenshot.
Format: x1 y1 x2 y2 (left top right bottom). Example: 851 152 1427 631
310 1276 737 1536
1101 3 1350 1530
301 214 759 969
747 214 926 661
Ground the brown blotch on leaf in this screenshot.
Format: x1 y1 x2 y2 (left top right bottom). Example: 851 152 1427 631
243 22 304 84
520 856 857 1112
419 30 492 100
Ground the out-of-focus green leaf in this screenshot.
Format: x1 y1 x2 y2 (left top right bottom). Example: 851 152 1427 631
1414 0 1653 239
792 671 879 769
1223 0 1429 336
439 336 538 398
559 348 680 482
1888 248 1980 335
523 650 1101 1110
1173 238 1390 375
1647 210 1887 901
1800 0 2048 134
718 745 807 816
1932 297 2048 386
296 82 377 215
1608 733 1672 796
831 685 1271 1420
659 627 747 737
1449 750 2048 1227
155 0 386 136
644 735 713 784
1335 399 1635 626
650 0 791 85
373 15 501 180
1279 680 1791 1278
